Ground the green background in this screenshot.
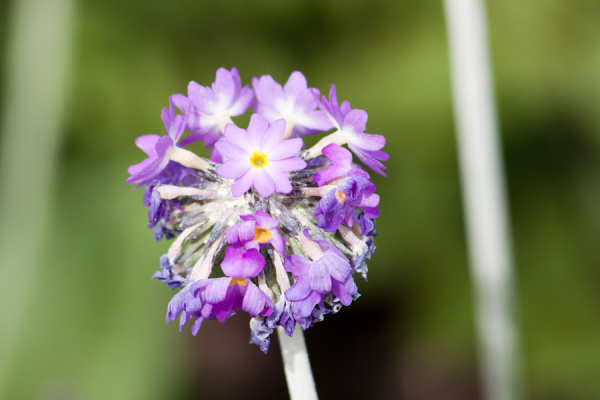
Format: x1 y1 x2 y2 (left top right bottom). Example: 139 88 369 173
1 0 599 399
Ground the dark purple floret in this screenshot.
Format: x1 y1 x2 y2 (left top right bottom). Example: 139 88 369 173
313 171 380 233
167 280 210 335
153 255 186 290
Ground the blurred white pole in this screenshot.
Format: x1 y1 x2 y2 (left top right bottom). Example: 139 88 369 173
277 326 318 400
442 1 523 400
0 0 76 393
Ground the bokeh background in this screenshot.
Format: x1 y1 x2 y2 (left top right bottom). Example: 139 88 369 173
1 0 599 399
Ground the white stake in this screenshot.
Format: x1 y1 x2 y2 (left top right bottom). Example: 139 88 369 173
443 1 524 400
277 326 318 400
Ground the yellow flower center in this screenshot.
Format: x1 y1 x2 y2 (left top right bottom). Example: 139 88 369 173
230 278 248 286
250 151 268 168
335 190 346 203
253 227 273 243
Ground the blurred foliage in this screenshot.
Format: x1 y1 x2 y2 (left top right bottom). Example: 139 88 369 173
1 0 599 399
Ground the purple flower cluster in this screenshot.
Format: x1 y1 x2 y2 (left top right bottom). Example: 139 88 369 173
128 67 385 352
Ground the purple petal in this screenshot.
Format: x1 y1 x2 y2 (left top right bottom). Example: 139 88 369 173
212 67 236 107
348 132 386 152
323 251 352 282
342 109 368 134
242 283 272 317
285 275 312 301
253 210 279 230
231 169 257 197
323 143 352 167
247 114 269 148
309 258 332 293
229 85 254 116
225 220 255 246
294 291 322 318
260 118 286 152
216 159 251 179
253 75 284 103
283 71 307 96
223 124 249 146
221 247 265 278
253 170 276 198
269 157 306 172
264 168 292 194
284 254 312 276
135 134 160 156
204 277 232 304
267 137 303 160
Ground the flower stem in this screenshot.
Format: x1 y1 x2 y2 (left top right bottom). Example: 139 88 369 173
277 325 318 400
443 1 524 400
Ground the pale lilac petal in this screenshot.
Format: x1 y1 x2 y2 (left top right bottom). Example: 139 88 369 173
264 168 292 194
260 118 286 152
187 81 213 113
254 75 284 103
283 71 307 96
247 114 269 148
172 94 190 113
269 157 307 172
323 143 352 167
216 160 251 179
267 137 303 160
253 170 276 198
284 254 312 276
127 157 154 177
324 252 352 282
204 277 232 304
309 258 332 293
285 276 311 301
242 283 272 317
223 124 249 146
135 134 160 156
213 67 236 107
229 85 254 116
231 169 256 197
296 110 334 133
343 109 368 134
348 132 386 151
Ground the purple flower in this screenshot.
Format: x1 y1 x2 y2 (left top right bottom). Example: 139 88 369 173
215 114 307 198
127 97 187 186
252 71 333 139
167 283 206 335
153 255 186 290
312 144 353 186
226 210 286 255
198 247 272 322
319 85 389 176
285 231 357 317
167 247 272 333
313 169 380 233
173 67 254 162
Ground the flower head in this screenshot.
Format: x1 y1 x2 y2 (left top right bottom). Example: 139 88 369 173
215 114 306 197
129 67 384 352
